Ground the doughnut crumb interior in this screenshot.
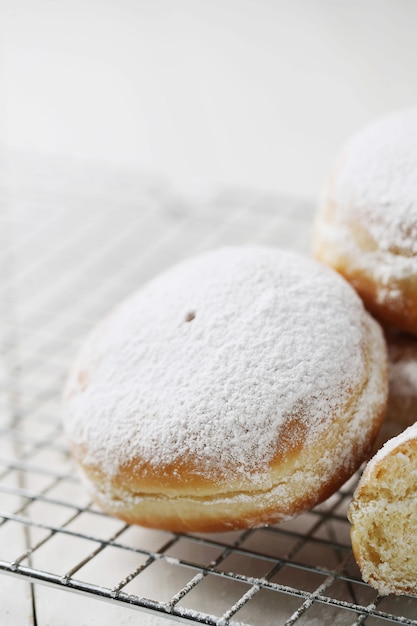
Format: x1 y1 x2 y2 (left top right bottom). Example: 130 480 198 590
63 246 388 532
348 422 417 595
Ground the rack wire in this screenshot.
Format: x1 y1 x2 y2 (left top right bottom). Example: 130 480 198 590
1 156 417 625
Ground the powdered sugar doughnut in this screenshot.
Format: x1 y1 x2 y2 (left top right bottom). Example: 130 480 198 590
313 109 417 335
375 330 417 449
63 246 387 532
349 422 417 595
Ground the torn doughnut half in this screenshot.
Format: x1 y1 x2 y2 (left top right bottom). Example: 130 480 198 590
348 422 417 595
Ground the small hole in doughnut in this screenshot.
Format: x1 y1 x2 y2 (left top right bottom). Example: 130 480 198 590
78 371 88 387
185 311 196 322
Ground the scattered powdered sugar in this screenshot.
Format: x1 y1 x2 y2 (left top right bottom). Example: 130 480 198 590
334 109 417 258
63 246 370 482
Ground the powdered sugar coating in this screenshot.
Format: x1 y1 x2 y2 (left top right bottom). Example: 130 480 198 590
335 109 417 256
388 335 417 421
390 358 417 404
313 109 417 325
370 421 417 467
63 246 371 483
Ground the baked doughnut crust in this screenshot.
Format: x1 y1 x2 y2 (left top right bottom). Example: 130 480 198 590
63 246 388 532
313 109 417 335
349 422 417 595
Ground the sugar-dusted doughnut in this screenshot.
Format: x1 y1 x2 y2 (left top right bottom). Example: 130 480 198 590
375 329 417 450
313 109 417 335
349 422 417 595
63 246 387 532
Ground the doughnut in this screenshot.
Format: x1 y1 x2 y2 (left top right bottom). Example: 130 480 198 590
313 109 417 335
62 246 387 532
348 422 417 595
374 329 417 450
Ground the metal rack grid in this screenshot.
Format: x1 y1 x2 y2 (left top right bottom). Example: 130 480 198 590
1 156 417 626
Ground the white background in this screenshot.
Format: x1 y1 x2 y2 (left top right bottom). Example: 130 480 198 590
3 0 417 201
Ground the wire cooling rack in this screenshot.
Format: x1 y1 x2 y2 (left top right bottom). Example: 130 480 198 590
1 156 417 626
